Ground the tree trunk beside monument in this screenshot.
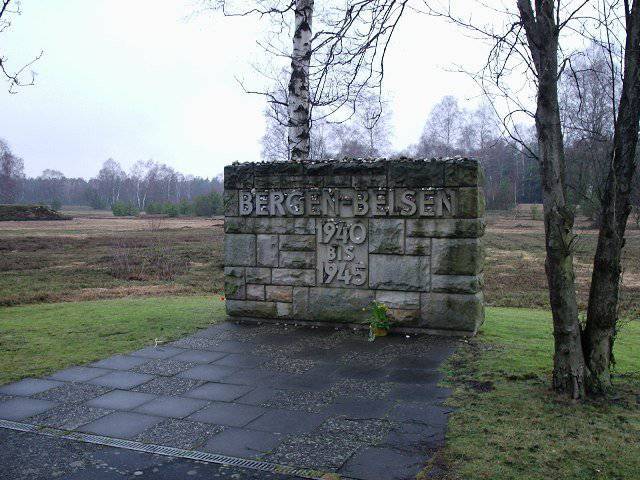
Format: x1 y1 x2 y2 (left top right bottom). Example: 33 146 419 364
223 158 486 336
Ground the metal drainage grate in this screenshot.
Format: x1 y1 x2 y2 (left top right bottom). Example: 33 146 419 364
0 419 331 479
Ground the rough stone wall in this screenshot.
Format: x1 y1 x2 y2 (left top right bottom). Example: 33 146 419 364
223 158 485 335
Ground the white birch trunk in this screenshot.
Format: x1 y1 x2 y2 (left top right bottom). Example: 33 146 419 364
288 0 313 161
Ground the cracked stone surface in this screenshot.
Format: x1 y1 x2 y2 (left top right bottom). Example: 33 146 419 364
0 321 457 480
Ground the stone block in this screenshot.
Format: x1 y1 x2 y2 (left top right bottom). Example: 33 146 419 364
431 238 483 275
224 190 239 216
431 274 483 294
265 285 293 302
272 268 316 286
405 237 431 256
292 287 309 318
308 287 374 323
279 251 315 269
420 292 484 332
246 284 265 301
276 302 292 318
224 163 254 189
226 300 277 318
455 187 486 218
246 267 271 284
369 255 429 291
352 174 387 189
387 308 420 325
253 218 316 235
254 161 304 177
375 291 420 309
224 217 249 234
388 160 444 188
324 175 352 187
405 218 485 238
224 234 256 266
444 158 484 187
224 267 245 300
279 235 316 252
257 234 278 267
369 219 405 254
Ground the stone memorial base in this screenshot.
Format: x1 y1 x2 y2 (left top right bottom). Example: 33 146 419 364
223 158 486 336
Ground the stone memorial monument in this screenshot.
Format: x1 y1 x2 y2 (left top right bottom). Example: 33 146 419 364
223 158 485 336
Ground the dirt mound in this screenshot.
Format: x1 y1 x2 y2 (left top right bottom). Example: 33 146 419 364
0 205 72 221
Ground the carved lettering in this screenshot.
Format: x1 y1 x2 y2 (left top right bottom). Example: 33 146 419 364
238 188 457 218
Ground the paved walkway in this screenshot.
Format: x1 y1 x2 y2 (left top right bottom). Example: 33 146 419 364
0 322 457 480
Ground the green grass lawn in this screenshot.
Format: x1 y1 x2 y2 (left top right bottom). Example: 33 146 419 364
428 307 640 480
0 296 223 384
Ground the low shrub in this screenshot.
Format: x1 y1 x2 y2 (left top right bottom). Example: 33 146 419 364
112 202 139 217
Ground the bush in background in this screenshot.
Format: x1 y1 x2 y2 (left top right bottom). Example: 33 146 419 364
193 191 223 217
112 202 139 216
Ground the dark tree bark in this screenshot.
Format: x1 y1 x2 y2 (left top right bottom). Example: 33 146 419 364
517 0 586 398
584 0 640 394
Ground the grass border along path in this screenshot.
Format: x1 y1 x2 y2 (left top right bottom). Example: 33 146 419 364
0 296 223 384
425 307 640 480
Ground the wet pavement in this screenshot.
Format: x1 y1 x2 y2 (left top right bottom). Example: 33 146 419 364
0 322 457 480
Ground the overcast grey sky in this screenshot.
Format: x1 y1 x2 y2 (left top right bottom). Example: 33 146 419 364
0 0 487 179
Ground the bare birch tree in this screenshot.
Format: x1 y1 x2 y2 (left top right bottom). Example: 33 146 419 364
288 0 313 159
204 0 405 160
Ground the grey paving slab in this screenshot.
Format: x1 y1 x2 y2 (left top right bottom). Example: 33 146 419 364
384 368 443 385
219 368 276 387
78 411 165 439
388 402 452 426
235 387 280 406
188 401 265 427
87 371 155 389
0 397 56 420
134 395 209 419
171 350 228 364
185 382 254 402
178 364 239 382
210 340 257 354
245 409 327 435
0 378 63 396
130 346 185 359
87 390 157 410
324 398 395 419
202 427 285 459
131 376 203 396
339 445 428 480
379 421 445 452
213 353 265 368
49 366 112 382
91 354 151 370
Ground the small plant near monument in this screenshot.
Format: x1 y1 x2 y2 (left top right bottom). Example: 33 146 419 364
368 301 391 341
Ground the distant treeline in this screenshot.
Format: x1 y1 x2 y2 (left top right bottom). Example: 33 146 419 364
0 149 223 214
111 191 223 217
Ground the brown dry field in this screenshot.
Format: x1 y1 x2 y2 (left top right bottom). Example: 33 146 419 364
1 211 639 318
